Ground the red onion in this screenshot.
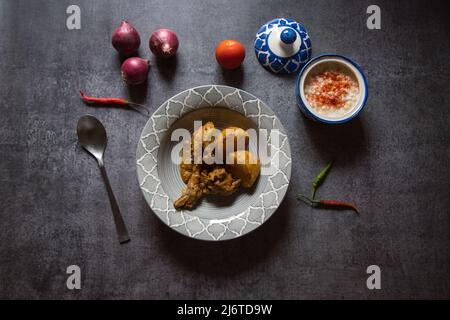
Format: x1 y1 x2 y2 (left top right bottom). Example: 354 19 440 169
112 21 141 56
149 28 179 58
121 57 149 85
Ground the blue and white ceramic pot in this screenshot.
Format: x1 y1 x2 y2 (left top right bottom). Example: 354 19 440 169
254 18 312 74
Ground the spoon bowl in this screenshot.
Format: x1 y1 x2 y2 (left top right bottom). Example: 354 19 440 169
77 115 107 161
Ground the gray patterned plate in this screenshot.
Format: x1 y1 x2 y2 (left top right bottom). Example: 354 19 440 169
136 85 291 240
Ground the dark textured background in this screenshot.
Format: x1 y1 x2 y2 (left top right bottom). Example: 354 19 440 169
0 0 449 299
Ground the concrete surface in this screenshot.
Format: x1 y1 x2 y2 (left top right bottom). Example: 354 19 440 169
0 0 449 299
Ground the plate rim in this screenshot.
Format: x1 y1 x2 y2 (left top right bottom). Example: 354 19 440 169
136 85 292 241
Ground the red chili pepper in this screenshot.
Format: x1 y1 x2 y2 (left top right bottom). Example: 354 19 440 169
297 195 359 214
79 91 149 115
315 199 359 213
80 91 129 105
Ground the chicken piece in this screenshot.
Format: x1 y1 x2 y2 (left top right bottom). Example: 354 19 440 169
175 165 241 210
192 121 215 148
179 122 215 183
191 121 217 163
221 127 249 154
179 161 194 184
174 165 205 209
204 167 241 196
226 150 261 188
179 137 195 183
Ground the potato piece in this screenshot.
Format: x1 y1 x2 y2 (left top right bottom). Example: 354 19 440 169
221 127 249 153
226 150 260 188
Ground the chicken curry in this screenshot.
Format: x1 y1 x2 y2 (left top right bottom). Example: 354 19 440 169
174 122 260 210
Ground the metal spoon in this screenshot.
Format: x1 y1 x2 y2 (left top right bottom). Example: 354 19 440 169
76 115 130 244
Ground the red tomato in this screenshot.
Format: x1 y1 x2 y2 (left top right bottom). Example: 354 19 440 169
215 40 246 69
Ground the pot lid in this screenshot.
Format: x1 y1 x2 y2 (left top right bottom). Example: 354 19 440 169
254 18 312 74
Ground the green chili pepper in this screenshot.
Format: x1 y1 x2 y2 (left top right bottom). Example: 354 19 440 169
311 162 332 199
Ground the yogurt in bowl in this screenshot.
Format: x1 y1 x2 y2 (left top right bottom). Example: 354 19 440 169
296 54 368 124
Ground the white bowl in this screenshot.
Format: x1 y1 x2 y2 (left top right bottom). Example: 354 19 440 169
296 54 368 124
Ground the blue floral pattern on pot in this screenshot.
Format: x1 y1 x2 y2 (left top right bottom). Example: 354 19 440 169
254 18 312 74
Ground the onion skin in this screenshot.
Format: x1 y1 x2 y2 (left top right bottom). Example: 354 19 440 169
149 28 179 58
121 57 149 85
112 21 141 56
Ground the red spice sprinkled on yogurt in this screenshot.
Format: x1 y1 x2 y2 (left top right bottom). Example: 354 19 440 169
305 71 359 117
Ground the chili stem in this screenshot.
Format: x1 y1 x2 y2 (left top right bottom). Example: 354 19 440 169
297 194 313 206
311 187 317 200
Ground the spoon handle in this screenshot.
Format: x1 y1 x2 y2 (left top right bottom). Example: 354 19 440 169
98 161 130 244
